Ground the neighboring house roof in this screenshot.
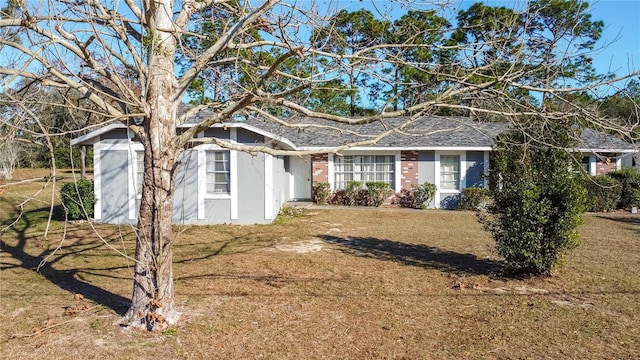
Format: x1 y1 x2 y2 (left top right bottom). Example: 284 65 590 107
73 108 636 152
578 128 636 152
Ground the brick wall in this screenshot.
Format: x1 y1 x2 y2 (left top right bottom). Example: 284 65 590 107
595 153 618 175
311 153 329 184
401 150 419 189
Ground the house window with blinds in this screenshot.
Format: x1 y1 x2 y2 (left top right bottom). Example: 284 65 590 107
440 155 460 190
206 151 230 194
334 155 394 189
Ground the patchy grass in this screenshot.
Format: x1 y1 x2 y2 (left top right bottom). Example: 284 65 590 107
1 171 639 359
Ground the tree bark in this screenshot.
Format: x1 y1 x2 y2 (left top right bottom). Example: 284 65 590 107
122 130 180 329
121 0 181 330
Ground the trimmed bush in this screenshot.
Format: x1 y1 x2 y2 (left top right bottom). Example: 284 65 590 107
607 168 640 209
393 182 436 209
60 179 96 220
328 181 360 206
481 127 586 276
327 189 349 206
354 189 372 206
312 182 330 205
458 187 490 210
328 181 392 207
362 181 392 207
345 181 361 206
583 175 622 212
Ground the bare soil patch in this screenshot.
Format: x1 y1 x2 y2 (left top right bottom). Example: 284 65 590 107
272 239 325 253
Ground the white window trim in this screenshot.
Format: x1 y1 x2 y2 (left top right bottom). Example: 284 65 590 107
589 155 597 176
127 149 138 220
265 153 274 220
230 128 238 220
93 145 101 220
127 142 143 220
394 153 402 193
134 150 144 200
328 153 335 192
204 151 232 196
197 144 237 220
329 151 400 191
435 151 466 208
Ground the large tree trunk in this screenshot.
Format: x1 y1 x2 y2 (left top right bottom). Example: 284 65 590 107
121 0 181 330
123 132 180 330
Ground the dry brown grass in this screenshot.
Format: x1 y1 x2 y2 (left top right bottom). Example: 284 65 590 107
1 170 639 359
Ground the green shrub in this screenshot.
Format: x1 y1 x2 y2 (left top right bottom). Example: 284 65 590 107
362 181 392 207
60 178 96 220
481 128 586 276
583 175 622 212
312 182 330 205
354 189 372 206
327 189 348 205
327 181 392 207
345 181 361 206
413 182 436 208
607 168 640 209
393 182 436 209
327 181 360 206
458 187 490 210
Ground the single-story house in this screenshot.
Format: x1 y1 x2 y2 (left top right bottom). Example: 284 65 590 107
71 111 637 224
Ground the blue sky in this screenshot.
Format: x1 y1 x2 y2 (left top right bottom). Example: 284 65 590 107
323 0 639 80
587 0 640 78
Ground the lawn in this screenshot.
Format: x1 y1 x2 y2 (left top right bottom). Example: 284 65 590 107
1 170 639 359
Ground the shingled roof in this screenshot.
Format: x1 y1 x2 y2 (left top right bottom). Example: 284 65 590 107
183 105 634 150
74 106 635 152
239 116 509 149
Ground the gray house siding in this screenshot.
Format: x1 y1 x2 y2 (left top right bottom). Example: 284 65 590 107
203 128 231 139
101 130 130 140
92 127 281 225
201 199 232 224
235 151 267 224
418 151 436 185
172 150 199 224
465 151 485 188
237 128 264 144
272 156 288 218
99 150 130 224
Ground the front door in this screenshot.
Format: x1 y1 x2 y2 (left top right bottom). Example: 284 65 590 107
290 156 312 200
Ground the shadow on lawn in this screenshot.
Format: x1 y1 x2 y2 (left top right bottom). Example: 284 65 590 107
318 234 504 276
0 201 130 316
594 215 640 235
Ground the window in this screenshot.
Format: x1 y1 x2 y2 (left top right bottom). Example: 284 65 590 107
206 151 230 194
581 156 591 174
440 155 460 190
334 155 394 189
136 151 144 195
